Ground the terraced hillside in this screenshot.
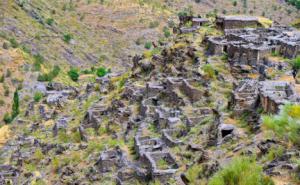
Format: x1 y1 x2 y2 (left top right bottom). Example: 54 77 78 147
0 0 300 185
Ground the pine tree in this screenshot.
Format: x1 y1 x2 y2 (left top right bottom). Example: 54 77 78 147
11 89 19 119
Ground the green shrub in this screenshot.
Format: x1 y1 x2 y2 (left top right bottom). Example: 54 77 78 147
178 7 193 17
144 41 152 49
34 148 44 161
68 68 79 81
149 21 159 28
2 42 9 49
9 38 18 48
63 33 73 43
37 65 60 81
96 67 108 77
46 18 54 25
57 130 70 143
262 104 300 145
4 88 9 97
51 157 60 172
291 56 300 72
209 157 274 185
163 27 171 38
0 75 4 83
33 54 44 71
0 99 4 106
118 78 126 89
3 113 12 124
6 69 11 78
287 0 300 9
34 91 43 102
271 50 280 57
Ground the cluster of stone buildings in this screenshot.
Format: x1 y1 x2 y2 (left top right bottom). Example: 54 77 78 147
231 79 300 114
207 27 300 72
1 14 300 184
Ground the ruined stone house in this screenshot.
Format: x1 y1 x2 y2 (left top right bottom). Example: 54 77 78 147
231 80 300 114
258 81 300 113
216 15 260 30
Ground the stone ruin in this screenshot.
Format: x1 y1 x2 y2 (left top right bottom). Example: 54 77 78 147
143 152 179 183
81 98 108 131
175 15 209 34
216 15 260 30
231 79 300 114
230 79 260 115
207 27 300 72
134 136 164 158
0 165 19 184
95 147 128 173
161 129 185 147
259 81 300 113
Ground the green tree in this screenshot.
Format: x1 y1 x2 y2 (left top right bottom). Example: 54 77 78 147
11 90 19 120
144 41 152 49
233 0 237 6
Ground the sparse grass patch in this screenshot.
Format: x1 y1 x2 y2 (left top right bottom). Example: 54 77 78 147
185 164 203 184
37 65 60 81
202 64 216 79
149 21 160 28
34 148 45 162
9 38 18 48
33 91 43 102
262 104 300 145
261 145 284 162
33 54 44 71
24 163 37 173
208 157 274 185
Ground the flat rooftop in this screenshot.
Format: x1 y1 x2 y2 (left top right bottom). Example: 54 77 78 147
218 15 258 22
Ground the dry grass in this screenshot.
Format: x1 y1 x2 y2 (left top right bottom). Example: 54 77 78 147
0 125 10 147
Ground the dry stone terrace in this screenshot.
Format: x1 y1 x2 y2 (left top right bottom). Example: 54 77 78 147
77 16 300 183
